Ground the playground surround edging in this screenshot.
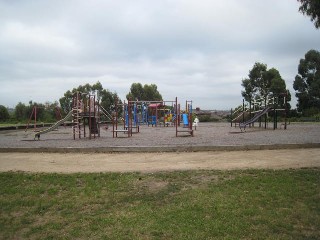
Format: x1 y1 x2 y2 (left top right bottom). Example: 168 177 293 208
0 143 319 153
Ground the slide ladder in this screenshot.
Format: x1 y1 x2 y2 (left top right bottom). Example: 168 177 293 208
232 110 249 124
239 107 270 131
34 110 74 140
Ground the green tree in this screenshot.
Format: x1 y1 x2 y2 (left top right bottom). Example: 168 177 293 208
100 89 119 112
241 62 290 107
241 78 255 103
59 90 73 114
14 102 27 121
0 105 10 122
293 49 320 114
25 101 46 122
59 81 120 114
267 68 292 109
126 83 163 101
126 83 144 101
297 0 320 29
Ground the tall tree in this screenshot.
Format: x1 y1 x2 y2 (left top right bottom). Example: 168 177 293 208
0 105 10 122
59 81 120 114
297 0 320 29
293 49 320 114
126 83 144 101
142 84 163 101
126 83 163 101
14 102 27 121
242 62 289 107
249 62 269 102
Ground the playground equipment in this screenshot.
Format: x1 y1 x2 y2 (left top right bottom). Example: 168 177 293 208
175 97 194 137
126 100 177 127
34 110 73 140
164 113 174 126
122 98 193 137
34 92 100 140
72 92 100 140
112 98 133 138
147 102 162 127
232 93 288 131
29 91 194 139
182 113 189 127
230 101 250 127
99 104 113 122
26 105 63 131
239 107 271 131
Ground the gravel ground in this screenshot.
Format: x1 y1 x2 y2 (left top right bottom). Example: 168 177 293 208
0 122 319 149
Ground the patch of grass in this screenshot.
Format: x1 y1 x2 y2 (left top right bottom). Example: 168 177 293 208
0 169 319 239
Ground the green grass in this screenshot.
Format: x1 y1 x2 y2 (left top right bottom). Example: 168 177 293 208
0 169 319 239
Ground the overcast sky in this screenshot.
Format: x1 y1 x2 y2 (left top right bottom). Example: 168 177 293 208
0 0 319 110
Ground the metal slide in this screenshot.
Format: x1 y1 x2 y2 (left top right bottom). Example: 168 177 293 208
239 107 271 131
34 110 74 140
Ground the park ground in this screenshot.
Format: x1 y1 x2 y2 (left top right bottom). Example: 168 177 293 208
0 148 320 173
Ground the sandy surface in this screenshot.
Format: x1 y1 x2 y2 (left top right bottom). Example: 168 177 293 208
0 148 319 173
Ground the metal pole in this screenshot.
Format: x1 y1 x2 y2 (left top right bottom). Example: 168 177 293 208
89 95 91 139
94 95 96 138
273 97 276 130
34 106 37 130
249 99 253 128
242 99 245 123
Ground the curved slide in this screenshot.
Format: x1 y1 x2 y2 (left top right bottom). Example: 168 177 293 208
34 110 74 140
239 107 270 130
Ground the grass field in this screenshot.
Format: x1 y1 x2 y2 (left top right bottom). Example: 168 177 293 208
1 169 319 239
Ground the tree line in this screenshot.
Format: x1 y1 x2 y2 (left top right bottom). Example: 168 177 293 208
0 82 163 123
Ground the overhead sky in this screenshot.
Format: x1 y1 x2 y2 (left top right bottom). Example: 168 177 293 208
0 0 319 110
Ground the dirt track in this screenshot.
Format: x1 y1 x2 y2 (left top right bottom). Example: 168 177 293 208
1 148 319 173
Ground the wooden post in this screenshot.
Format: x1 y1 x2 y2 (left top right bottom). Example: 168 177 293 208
284 94 287 130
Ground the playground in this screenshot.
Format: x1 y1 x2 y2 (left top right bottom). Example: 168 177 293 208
1 92 319 171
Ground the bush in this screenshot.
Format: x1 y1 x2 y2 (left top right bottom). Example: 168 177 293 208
303 107 320 117
198 115 211 122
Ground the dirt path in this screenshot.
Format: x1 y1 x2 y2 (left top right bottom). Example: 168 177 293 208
0 148 319 173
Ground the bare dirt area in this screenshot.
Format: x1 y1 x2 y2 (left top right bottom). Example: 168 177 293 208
0 148 319 173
